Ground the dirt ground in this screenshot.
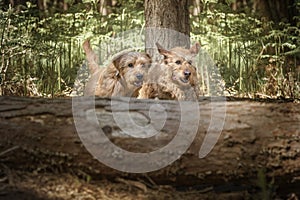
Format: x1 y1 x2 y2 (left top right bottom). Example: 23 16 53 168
0 168 299 200
0 169 248 200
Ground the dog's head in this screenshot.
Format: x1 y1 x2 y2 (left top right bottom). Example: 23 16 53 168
112 52 152 92
156 42 200 88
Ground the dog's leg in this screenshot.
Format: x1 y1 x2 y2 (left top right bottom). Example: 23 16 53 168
137 85 149 99
137 84 153 99
84 70 101 96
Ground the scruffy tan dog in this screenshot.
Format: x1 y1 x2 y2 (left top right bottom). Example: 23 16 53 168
138 42 202 101
83 39 152 97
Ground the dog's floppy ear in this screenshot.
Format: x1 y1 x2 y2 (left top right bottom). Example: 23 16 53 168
190 42 200 55
156 42 172 58
112 53 125 71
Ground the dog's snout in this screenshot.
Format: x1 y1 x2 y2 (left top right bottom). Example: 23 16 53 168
136 73 144 80
184 70 191 77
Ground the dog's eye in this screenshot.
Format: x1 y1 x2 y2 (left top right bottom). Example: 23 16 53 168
188 60 192 65
128 63 134 68
175 60 181 65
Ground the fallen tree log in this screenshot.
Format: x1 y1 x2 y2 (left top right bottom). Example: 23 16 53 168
0 96 299 193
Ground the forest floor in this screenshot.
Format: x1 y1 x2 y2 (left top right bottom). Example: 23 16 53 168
0 168 299 200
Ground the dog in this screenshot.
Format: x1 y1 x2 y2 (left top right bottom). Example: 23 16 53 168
82 39 152 97
138 42 202 101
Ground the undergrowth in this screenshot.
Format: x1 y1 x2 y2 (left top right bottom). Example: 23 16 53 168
0 0 299 98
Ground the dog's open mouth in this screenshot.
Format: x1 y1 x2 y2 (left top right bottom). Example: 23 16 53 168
134 81 143 87
179 77 189 84
172 74 189 84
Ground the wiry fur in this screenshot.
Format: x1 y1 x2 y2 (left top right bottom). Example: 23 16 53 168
138 42 202 101
83 39 152 97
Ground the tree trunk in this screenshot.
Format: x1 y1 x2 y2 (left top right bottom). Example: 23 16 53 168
98 0 112 15
232 0 297 25
144 0 191 59
0 96 300 193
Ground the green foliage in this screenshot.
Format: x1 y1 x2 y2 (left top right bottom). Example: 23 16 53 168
0 0 299 98
0 0 144 97
255 168 276 200
191 1 300 98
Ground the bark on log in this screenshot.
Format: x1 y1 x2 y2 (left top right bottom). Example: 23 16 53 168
0 96 300 191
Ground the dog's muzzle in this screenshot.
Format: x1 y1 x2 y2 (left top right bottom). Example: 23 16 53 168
179 70 191 83
184 70 191 78
134 73 144 87
136 73 143 80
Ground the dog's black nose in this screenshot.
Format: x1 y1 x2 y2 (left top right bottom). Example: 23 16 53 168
184 70 191 77
136 73 143 80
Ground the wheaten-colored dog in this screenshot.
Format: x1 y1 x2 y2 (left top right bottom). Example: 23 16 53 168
138 42 202 100
83 39 152 97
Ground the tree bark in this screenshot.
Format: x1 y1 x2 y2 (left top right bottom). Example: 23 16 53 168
144 0 191 59
233 0 298 25
98 0 112 15
0 96 300 190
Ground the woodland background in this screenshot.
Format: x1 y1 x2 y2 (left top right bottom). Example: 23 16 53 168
0 1 300 200
0 0 299 99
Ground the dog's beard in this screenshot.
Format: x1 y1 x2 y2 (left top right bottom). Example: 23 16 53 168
127 80 143 97
126 77 144 90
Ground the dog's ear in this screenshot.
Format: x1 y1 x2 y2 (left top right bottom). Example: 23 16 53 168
156 42 172 58
112 53 125 71
190 42 200 55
